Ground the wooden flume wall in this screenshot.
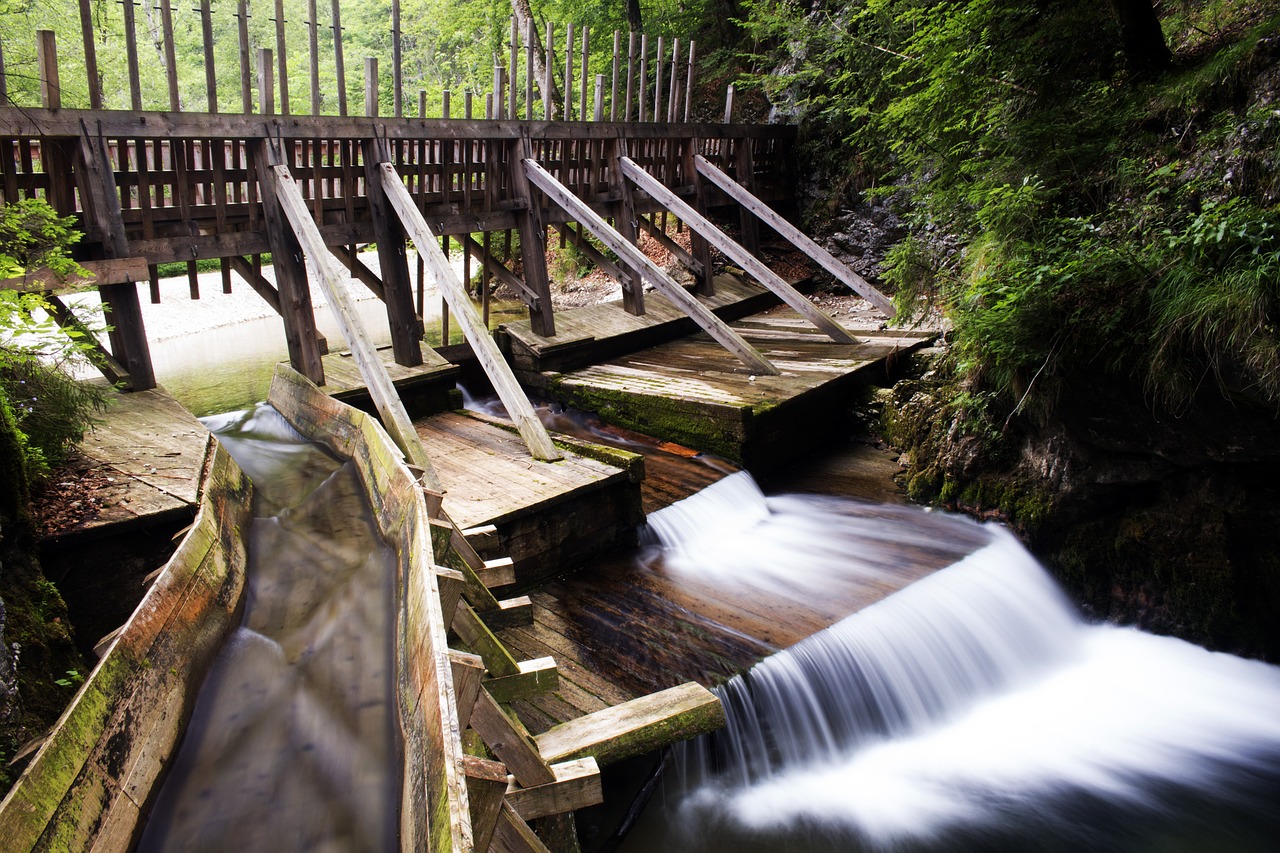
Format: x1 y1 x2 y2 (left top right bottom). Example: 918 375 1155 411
0 7 796 393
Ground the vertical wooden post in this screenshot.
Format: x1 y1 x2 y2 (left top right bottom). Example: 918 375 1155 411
508 135 555 336
579 25 590 122
563 24 574 121
308 0 321 114
667 39 680 123
509 16 519 121
638 34 647 122
252 140 326 385
525 20 534 121
237 0 252 112
606 138 644 315
274 0 290 115
365 58 378 116
36 30 60 109
440 234 450 344
684 40 697 123
364 140 424 367
624 32 636 122
77 0 102 109
735 138 760 255
544 22 555 120
494 65 505 120
331 0 348 115
392 0 403 117
0 38 8 106
684 140 715 296
122 0 142 111
610 30 620 121
200 0 218 112
258 49 275 115
593 75 604 122
724 84 735 123
654 36 664 123
160 0 181 110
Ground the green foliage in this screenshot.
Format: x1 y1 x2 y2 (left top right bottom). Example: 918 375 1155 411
0 198 86 282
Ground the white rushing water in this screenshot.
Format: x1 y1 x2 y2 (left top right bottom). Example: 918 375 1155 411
626 475 1280 852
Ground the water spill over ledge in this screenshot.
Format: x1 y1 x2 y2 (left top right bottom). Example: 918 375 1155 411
622 476 1280 853
138 406 399 852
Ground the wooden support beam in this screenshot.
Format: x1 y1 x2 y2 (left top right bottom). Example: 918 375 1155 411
363 139 425 367
505 757 603 822
377 160 562 462
470 689 557 787
604 137 645 314
43 294 129 386
251 141 326 386
535 682 724 767
465 755 510 852
461 236 541 310
522 157 779 375
452 601 522 678
550 222 625 285
482 657 558 705
265 156 440 482
619 157 858 344
508 136 557 337
493 802 553 853
0 258 148 293
450 650 486 729
682 139 716 295
431 518 532 624
481 556 517 588
437 566 465 627
694 154 896 317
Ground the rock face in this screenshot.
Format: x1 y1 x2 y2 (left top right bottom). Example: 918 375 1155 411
883 358 1280 664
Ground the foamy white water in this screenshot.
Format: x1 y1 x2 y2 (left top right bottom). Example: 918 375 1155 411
624 476 1280 852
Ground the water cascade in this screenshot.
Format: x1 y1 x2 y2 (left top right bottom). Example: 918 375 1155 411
138 405 399 852
626 474 1280 852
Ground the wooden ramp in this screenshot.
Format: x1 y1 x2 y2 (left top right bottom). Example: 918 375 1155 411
536 306 933 470
415 411 644 588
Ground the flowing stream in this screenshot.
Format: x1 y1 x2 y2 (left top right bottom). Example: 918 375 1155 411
619 474 1280 853
137 405 399 852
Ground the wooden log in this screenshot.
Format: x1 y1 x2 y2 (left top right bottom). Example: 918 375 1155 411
535 682 724 767
465 755 510 852
492 802 552 853
376 160 561 461
237 0 252 112
522 157 778 375
694 154 896 316
563 24 574 121
450 650 486 728
667 39 680 123
275 0 290 114
266 156 438 481
392 0 403 116
469 689 557 787
654 36 665 124
308 0 321 114
505 757 603 821
638 34 648 122
199 0 217 112
482 656 558 705
365 58 379 117
620 156 858 343
123 0 142 110
258 48 275 115
611 31 620 121
684 40 696 123
331 0 349 115
624 31 636 122
160 0 180 111
579 25 589 122
77 0 101 109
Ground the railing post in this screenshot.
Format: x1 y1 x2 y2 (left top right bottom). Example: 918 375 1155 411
508 134 556 336
605 137 645 315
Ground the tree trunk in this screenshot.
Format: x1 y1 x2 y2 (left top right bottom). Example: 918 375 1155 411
1110 0 1171 76
511 0 560 114
625 0 643 33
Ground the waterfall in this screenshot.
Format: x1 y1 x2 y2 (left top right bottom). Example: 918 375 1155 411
622 475 1280 852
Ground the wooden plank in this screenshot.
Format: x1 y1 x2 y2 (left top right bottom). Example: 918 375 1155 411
469 689 557 787
465 755 509 852
450 650 486 728
453 601 522 678
535 682 724 766
482 657 558 705
492 802 552 853
267 156 439 484
620 156 859 344
378 160 561 462
522 157 779 375
695 153 896 316
504 757 602 821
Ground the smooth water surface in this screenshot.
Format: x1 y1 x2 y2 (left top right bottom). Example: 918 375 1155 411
138 406 399 852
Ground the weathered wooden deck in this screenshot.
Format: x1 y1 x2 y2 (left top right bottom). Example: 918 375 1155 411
416 410 643 587
505 282 933 470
